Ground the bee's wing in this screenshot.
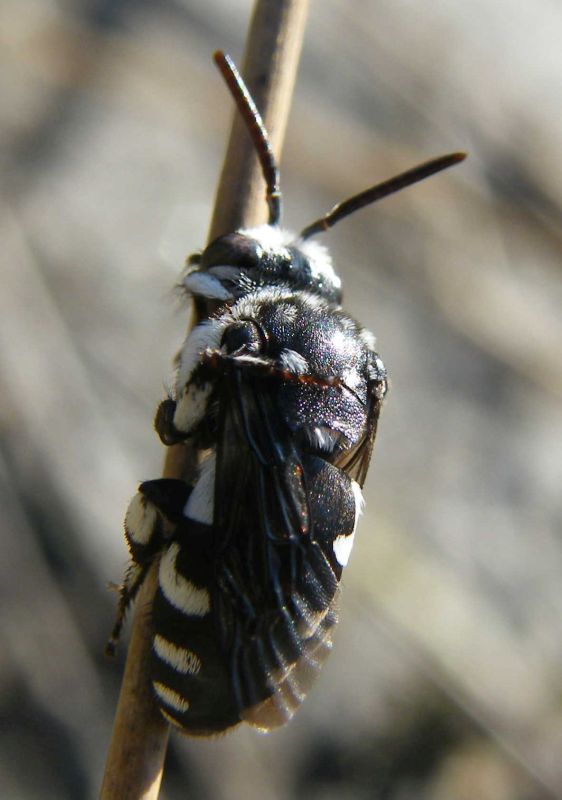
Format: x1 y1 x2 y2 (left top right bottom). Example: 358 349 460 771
338 376 387 488
240 591 339 730
212 371 349 729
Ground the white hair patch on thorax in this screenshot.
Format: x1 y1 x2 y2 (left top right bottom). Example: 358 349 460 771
153 635 202 675
332 480 364 567
304 426 341 453
183 451 215 526
342 365 362 392
175 318 229 394
276 302 299 323
278 349 309 375
298 238 341 291
230 286 295 321
240 224 341 296
240 224 290 255
159 543 211 617
360 328 377 351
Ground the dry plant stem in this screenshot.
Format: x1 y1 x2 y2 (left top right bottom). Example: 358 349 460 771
100 1 309 798
100 568 170 800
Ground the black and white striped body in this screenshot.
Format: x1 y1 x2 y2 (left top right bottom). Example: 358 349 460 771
125 463 360 733
108 48 467 736
114 224 387 735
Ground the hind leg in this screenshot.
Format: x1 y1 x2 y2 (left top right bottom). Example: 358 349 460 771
106 478 192 656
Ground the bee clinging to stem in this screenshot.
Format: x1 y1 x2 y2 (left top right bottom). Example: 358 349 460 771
108 50 465 736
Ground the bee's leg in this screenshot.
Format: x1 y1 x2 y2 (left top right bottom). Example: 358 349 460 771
156 318 228 447
106 478 192 656
155 378 215 448
154 398 183 446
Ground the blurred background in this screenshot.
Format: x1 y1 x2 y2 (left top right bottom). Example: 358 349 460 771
1 0 562 798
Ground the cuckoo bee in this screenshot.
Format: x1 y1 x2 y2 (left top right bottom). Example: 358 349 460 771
108 51 465 736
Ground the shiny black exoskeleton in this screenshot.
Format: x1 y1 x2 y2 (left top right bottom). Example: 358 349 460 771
135 268 386 735
108 50 463 736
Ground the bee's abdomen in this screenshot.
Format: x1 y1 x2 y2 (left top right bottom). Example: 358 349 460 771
150 539 240 735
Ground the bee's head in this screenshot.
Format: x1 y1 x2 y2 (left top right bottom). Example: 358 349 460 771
184 225 342 305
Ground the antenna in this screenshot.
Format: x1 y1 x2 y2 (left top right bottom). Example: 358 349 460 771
300 152 466 240
214 51 282 226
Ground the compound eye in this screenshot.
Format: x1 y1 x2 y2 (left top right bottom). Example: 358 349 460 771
201 233 262 270
221 320 267 355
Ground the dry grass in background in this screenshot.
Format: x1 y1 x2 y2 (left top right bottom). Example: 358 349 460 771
1 1 561 798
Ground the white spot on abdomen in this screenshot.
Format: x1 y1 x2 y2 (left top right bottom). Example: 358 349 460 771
351 480 364 528
125 493 157 546
159 543 211 616
153 635 202 675
333 530 355 567
333 481 364 567
153 681 190 713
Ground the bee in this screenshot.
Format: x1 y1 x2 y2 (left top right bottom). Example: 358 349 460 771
107 51 465 736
